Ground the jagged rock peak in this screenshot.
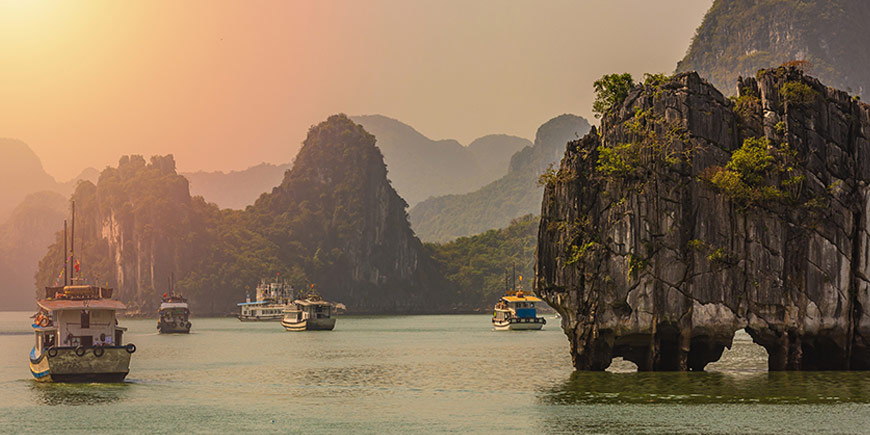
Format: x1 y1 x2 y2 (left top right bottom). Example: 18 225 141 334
251 114 451 313
536 67 870 371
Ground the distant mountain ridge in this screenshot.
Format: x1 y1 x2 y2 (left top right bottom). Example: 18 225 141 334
183 163 292 210
351 115 530 206
179 115 530 210
0 191 68 310
677 0 870 96
409 114 591 242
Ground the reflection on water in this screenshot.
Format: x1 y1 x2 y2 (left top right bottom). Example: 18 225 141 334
542 370 870 405
29 382 130 406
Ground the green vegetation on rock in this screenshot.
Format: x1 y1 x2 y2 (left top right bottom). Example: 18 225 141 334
592 73 635 119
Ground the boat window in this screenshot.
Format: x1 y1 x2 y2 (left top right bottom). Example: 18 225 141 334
81 310 90 329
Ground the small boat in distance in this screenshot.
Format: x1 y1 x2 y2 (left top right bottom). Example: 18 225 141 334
30 202 136 382
237 278 292 321
281 288 337 331
158 293 191 334
492 271 546 331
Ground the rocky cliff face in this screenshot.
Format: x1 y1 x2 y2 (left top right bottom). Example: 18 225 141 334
537 68 870 371
678 0 870 97
36 155 207 313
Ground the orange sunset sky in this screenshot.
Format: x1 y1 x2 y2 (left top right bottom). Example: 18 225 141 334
0 0 711 180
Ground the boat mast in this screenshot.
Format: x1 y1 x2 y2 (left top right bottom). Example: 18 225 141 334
63 219 68 287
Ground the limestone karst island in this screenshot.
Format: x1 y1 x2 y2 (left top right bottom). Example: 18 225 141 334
1 1 869 433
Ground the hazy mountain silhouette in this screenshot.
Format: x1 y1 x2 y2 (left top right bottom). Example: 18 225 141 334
0 139 60 221
180 115 530 210
409 114 591 242
0 191 68 310
351 115 530 206
183 163 292 210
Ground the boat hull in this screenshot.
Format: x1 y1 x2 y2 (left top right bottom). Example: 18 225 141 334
492 318 546 331
30 346 132 383
281 317 336 331
238 315 283 322
158 322 191 334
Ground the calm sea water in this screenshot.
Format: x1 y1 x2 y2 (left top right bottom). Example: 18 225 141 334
1 311 868 434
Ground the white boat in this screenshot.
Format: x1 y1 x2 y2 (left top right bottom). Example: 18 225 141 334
492 289 546 331
238 279 293 321
30 285 136 382
280 296 337 331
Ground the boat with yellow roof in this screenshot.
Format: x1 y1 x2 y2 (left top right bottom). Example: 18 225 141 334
492 273 546 331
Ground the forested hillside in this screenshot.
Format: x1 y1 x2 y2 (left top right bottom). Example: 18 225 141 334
35 115 456 314
425 215 538 310
677 0 870 96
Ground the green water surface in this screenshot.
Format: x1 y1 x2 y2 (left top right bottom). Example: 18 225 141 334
1 312 868 434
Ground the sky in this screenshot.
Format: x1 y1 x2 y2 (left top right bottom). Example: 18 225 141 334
0 0 713 180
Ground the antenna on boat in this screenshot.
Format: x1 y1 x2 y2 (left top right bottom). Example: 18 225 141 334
70 200 75 283
63 219 69 287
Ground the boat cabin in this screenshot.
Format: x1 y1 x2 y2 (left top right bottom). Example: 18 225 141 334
494 292 542 320
35 286 127 352
283 299 333 322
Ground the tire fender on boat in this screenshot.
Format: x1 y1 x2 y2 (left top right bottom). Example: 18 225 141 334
47 347 58 358
125 343 136 354
74 346 86 357
93 347 105 357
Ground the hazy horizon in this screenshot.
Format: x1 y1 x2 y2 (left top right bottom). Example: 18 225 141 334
1 0 711 180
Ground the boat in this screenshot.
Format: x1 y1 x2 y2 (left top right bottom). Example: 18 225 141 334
492 271 546 331
30 202 136 382
237 278 293 321
280 292 337 331
157 293 191 334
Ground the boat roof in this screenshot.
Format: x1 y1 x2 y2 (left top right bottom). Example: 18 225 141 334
159 302 189 309
293 299 333 306
501 295 542 303
237 300 281 306
37 299 127 311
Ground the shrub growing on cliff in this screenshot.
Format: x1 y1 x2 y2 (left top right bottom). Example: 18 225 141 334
704 137 803 208
592 73 634 119
780 81 817 106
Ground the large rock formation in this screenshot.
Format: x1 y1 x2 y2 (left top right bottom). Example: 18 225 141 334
249 114 453 313
537 68 870 371
677 0 870 97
